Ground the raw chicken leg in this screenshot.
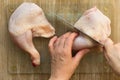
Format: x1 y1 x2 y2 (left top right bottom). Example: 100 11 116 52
9 2 55 66
73 7 111 50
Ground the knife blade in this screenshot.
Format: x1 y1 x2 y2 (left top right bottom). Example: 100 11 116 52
55 14 103 46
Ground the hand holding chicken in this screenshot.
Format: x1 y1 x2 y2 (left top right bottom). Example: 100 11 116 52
48 32 89 80
104 38 120 74
73 7 120 75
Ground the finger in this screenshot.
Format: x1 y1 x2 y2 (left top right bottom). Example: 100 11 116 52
115 43 120 48
73 49 90 64
104 52 111 62
48 36 58 53
54 38 60 48
104 52 113 69
64 32 78 49
104 38 114 50
59 32 71 48
104 38 113 54
54 32 71 48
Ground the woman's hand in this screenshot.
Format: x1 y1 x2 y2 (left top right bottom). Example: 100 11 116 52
48 32 89 80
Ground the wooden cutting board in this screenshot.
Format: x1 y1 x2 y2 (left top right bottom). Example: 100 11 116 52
6 1 115 74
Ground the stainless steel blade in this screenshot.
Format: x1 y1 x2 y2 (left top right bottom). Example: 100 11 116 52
55 14 103 46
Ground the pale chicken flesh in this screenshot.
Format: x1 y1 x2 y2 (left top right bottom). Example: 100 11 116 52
9 2 55 66
73 7 111 50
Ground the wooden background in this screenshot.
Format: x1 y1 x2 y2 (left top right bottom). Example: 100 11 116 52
0 0 120 80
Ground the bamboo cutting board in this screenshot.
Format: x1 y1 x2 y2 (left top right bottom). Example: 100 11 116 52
7 1 114 74
1 0 120 80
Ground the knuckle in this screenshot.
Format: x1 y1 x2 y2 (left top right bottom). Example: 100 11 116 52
62 49 67 53
61 36 65 39
57 49 62 54
61 50 68 56
65 39 71 45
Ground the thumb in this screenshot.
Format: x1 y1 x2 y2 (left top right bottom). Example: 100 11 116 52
73 49 90 63
104 38 114 50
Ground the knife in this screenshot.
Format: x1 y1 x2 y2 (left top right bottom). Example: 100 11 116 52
55 14 103 46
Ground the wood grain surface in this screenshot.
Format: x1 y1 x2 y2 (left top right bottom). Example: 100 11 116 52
0 0 120 80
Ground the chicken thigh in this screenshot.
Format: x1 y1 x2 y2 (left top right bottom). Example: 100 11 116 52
73 7 111 50
9 2 55 66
